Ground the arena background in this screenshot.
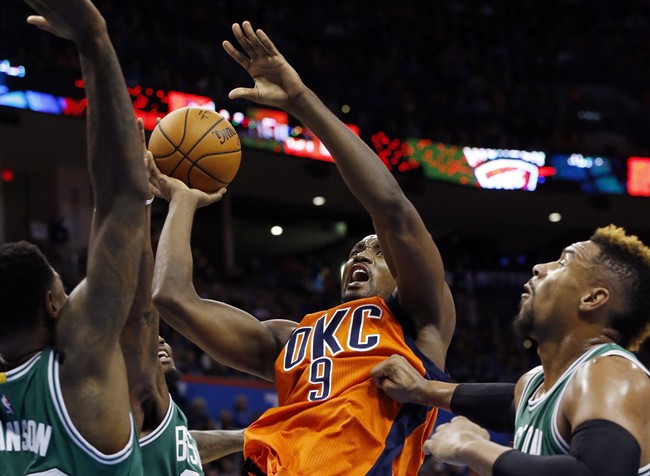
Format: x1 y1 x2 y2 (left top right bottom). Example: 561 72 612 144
1 1 649 474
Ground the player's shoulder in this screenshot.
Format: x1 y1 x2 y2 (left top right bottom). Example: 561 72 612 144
574 353 650 387
514 365 543 400
561 352 650 412
561 352 650 424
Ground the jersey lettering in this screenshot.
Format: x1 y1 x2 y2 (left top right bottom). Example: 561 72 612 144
26 470 69 475
308 357 333 401
0 420 52 457
175 426 200 466
284 305 384 371
311 310 346 360
348 305 382 351
514 424 543 455
284 328 311 370
25 469 68 476
283 304 385 402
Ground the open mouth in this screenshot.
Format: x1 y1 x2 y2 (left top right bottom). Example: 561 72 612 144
158 349 171 362
348 265 369 287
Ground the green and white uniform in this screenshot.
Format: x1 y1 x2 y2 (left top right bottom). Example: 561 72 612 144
514 342 650 475
140 395 203 476
0 347 142 475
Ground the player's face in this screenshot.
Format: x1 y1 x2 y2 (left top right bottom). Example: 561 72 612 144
340 235 396 302
158 336 177 373
515 240 600 339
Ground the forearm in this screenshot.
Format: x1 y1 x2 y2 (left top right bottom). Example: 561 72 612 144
127 205 155 325
416 380 458 410
78 32 147 210
191 429 244 463
493 420 641 476
122 205 159 389
152 191 200 318
289 89 402 214
450 383 516 434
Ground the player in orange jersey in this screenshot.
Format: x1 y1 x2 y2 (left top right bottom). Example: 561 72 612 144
149 21 455 475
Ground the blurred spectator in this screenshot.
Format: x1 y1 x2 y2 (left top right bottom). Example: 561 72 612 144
233 395 253 429
4 0 650 156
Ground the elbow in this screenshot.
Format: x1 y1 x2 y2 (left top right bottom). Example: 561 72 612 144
152 286 187 326
374 197 415 229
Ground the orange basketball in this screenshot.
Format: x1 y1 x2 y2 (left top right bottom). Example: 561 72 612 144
148 107 241 193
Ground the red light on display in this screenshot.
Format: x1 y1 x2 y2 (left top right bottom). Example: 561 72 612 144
627 157 650 197
61 97 86 117
167 91 215 111
1 168 15 182
371 132 417 172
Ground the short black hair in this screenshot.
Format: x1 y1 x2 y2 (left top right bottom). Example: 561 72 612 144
0 241 55 335
590 226 650 351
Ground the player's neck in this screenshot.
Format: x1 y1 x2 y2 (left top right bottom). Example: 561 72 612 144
537 334 613 390
0 326 53 370
0 347 44 371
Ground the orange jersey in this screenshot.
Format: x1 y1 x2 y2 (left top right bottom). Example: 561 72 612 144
244 295 448 476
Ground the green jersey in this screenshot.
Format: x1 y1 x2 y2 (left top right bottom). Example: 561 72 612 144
514 343 650 475
0 347 142 475
140 396 204 476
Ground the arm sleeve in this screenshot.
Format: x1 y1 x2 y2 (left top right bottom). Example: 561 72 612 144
449 383 516 433
493 419 641 476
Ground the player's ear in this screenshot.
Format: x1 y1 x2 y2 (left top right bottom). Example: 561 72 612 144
43 291 61 319
579 287 609 312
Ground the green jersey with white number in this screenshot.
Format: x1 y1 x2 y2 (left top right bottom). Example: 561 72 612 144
0 347 142 475
514 343 650 475
140 396 204 476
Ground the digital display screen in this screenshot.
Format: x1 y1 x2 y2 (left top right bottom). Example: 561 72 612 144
549 153 626 194
627 157 650 197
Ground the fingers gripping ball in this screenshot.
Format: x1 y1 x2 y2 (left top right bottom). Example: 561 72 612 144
148 107 241 193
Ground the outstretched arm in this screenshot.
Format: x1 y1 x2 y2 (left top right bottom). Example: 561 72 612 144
223 22 454 368
191 429 245 464
25 0 148 454
120 119 169 433
148 157 297 382
371 355 516 433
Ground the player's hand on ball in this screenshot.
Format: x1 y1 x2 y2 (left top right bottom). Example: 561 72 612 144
137 117 149 159
223 21 307 112
25 0 108 43
146 154 226 208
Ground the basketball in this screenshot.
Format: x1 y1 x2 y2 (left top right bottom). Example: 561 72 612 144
148 107 241 193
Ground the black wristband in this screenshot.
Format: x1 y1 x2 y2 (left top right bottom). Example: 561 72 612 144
449 382 515 434
493 419 641 476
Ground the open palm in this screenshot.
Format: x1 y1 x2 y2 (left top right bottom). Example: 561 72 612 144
223 21 307 111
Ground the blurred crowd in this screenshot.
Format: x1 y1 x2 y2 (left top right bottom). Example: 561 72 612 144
3 0 650 157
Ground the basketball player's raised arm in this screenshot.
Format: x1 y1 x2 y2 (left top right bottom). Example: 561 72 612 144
223 22 454 368
121 144 169 431
25 0 148 454
149 157 296 382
